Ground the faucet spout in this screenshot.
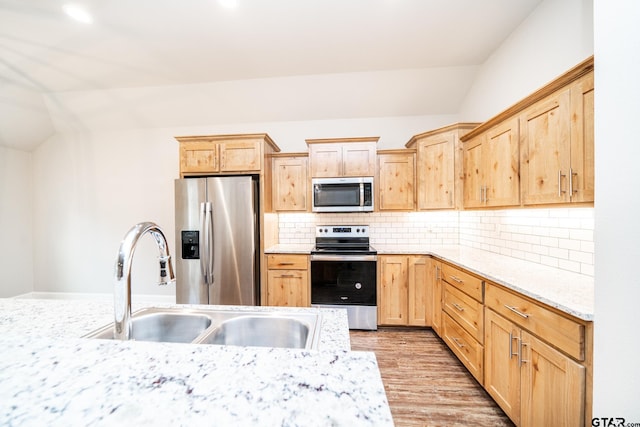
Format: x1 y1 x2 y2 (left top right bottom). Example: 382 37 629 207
114 222 175 340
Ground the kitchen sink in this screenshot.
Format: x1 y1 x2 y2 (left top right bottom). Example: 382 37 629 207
87 311 212 343
84 307 322 349
199 316 309 348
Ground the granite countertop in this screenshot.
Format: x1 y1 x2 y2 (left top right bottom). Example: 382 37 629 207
377 245 594 321
266 243 594 321
0 299 392 426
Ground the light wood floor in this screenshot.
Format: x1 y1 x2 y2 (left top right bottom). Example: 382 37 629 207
350 328 514 427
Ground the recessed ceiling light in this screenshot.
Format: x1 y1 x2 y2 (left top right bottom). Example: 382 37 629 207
63 4 93 24
218 0 238 9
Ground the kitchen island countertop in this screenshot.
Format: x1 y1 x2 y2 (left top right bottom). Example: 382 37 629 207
0 299 392 426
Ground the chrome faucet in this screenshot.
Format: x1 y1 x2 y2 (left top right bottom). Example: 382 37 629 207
113 222 175 340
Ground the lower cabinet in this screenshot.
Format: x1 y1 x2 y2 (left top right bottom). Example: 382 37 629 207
430 259 443 336
378 255 431 326
265 254 309 307
484 287 587 427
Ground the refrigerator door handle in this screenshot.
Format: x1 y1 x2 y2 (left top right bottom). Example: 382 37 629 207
199 202 208 285
200 202 214 286
206 202 215 286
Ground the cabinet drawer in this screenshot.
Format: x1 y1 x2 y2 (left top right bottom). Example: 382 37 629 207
443 312 484 384
485 283 585 361
267 254 308 270
443 284 484 343
441 263 483 302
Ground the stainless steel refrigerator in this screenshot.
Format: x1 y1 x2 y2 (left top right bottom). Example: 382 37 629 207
174 176 260 305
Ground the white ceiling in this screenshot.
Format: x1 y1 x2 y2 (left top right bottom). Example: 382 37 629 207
0 0 543 150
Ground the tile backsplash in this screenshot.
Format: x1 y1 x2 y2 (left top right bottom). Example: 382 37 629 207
278 207 594 277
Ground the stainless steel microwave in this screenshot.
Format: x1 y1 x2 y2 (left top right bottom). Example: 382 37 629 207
312 177 374 212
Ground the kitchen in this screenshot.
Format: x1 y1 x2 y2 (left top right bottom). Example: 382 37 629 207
0 0 639 425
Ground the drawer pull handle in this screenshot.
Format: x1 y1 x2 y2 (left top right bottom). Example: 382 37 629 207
452 337 465 348
505 305 529 319
449 275 463 284
509 332 519 359
452 303 465 312
278 274 295 278
278 262 295 266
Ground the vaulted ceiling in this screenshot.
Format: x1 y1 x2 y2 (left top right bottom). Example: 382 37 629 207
0 0 542 150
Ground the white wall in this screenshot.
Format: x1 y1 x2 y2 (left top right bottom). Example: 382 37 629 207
460 0 594 121
593 0 640 420
0 146 34 297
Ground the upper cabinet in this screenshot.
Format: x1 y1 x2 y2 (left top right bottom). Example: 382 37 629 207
307 137 377 178
461 55 594 209
406 123 479 210
376 149 416 211
463 117 520 208
272 153 308 212
177 134 279 177
520 71 594 205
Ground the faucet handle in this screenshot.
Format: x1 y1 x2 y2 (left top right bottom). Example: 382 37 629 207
158 255 176 286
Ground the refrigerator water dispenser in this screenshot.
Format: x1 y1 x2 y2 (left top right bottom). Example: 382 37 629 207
181 230 200 259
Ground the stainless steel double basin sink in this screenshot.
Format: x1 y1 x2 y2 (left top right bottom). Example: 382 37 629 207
85 307 322 350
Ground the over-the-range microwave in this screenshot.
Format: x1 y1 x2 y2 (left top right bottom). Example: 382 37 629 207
311 177 374 213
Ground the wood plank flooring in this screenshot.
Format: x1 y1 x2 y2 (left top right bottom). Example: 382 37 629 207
350 328 514 427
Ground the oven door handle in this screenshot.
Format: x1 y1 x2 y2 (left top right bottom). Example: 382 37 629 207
310 254 377 262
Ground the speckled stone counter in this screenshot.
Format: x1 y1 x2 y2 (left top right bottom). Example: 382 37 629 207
377 244 594 321
0 299 392 426
265 244 314 254
266 243 594 321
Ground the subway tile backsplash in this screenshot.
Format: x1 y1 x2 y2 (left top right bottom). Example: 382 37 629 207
278 207 594 277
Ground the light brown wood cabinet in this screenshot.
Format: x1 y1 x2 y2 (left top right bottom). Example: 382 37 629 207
306 137 377 178
484 283 588 427
463 117 520 208
177 134 278 177
461 56 594 209
406 123 479 210
378 255 431 326
265 254 309 307
520 71 594 205
272 154 308 212
430 259 443 336
376 150 416 211
440 262 485 383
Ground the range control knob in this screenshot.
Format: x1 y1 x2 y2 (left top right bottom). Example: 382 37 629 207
355 282 362 290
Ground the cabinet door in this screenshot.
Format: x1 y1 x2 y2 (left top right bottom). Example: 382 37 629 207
378 256 408 325
180 141 219 174
484 309 522 425
219 139 261 172
484 118 520 207
378 153 415 210
463 135 485 208
407 256 431 326
342 142 376 176
273 157 308 211
521 331 585 427
267 270 309 307
417 133 455 209
431 260 443 336
520 89 571 205
569 72 595 203
309 143 342 177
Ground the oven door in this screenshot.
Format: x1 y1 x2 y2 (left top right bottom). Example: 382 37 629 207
310 254 377 306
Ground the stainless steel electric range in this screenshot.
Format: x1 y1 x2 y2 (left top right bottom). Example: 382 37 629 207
310 225 377 330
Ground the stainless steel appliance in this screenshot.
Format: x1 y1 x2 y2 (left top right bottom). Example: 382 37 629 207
311 177 374 213
310 225 377 330
174 176 260 305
